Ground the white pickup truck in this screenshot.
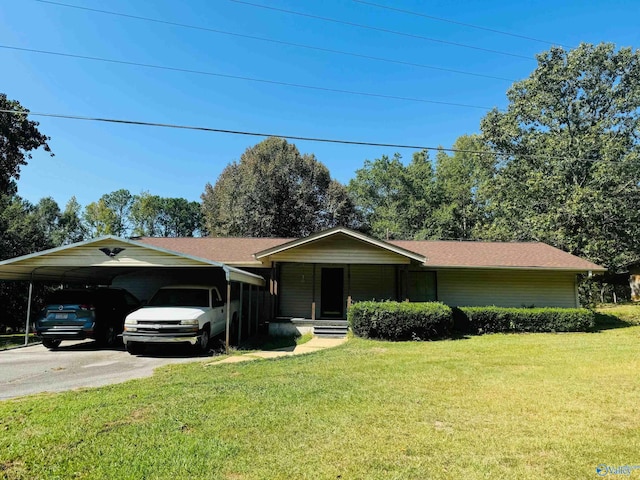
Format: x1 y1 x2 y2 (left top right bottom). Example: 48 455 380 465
122 285 239 355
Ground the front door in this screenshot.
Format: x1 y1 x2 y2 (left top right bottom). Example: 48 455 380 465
321 268 344 318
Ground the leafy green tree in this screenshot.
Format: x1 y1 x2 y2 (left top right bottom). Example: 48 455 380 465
0 94 53 332
479 42 640 269
348 151 436 240
0 195 56 331
83 189 133 237
55 196 86 245
157 197 202 237
130 193 202 237
429 135 495 240
202 137 358 237
0 93 53 196
130 192 163 237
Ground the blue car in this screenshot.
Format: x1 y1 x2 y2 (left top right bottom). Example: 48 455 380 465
35 288 141 349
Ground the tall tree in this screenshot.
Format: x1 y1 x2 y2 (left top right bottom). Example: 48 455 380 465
0 94 53 332
479 42 640 269
429 135 495 240
348 151 436 240
130 192 163 237
201 137 358 237
0 93 53 196
83 189 133 237
55 196 86 245
157 197 202 237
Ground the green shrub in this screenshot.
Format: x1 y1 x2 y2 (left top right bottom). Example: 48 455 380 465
452 306 595 334
348 301 453 341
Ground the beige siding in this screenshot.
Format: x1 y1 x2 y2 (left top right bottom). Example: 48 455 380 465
279 263 314 318
279 263 398 318
437 269 578 308
16 240 206 268
269 235 410 264
349 265 396 302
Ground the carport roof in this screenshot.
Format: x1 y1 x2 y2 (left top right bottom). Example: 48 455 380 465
0 236 265 286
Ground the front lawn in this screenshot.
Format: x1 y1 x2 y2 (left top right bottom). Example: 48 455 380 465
1 326 639 479
0 334 39 350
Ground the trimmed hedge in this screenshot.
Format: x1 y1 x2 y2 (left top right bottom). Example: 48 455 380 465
348 301 453 341
452 306 596 334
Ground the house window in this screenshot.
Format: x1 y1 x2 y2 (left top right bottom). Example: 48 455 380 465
408 271 437 302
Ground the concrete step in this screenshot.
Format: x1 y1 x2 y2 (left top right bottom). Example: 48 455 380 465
313 325 348 337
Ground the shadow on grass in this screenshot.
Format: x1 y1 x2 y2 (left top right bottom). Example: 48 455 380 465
236 334 298 352
590 313 634 332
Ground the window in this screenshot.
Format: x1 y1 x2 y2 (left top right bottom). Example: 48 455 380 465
408 271 436 301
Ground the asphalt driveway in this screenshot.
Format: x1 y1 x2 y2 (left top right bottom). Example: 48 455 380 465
0 340 214 400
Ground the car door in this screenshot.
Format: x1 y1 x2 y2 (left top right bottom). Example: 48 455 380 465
210 287 226 336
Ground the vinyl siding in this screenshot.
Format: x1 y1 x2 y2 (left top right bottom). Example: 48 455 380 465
278 263 399 318
269 235 410 264
437 269 578 308
349 265 396 302
279 263 314 318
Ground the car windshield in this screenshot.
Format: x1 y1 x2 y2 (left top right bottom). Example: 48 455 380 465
148 288 209 307
45 291 94 305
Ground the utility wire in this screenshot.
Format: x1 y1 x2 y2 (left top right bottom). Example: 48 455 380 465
0 45 495 110
0 109 622 163
228 0 534 60
352 0 570 48
31 0 515 83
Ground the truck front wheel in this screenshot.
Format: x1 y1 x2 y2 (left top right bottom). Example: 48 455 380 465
196 326 210 354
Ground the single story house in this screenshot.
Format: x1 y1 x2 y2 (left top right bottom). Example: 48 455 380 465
137 227 605 334
0 226 606 338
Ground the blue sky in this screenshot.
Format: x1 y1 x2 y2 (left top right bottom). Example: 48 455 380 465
2 0 639 210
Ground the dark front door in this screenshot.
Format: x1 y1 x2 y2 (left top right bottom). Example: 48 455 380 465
321 268 344 318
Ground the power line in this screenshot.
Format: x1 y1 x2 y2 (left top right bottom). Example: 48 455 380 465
352 0 570 48
228 0 534 61
31 0 515 83
0 109 622 164
0 45 495 111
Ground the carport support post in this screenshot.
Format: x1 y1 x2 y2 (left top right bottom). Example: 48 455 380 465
238 284 243 345
255 287 259 334
24 280 34 346
225 281 232 354
248 285 253 336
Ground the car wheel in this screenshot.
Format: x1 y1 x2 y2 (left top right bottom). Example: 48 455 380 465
126 342 143 355
100 325 119 348
42 339 62 349
197 326 210 354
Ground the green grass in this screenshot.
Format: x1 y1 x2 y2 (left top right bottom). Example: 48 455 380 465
0 334 39 350
596 303 640 325
2 327 640 479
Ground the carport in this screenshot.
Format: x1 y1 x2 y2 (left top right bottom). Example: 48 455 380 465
0 236 266 352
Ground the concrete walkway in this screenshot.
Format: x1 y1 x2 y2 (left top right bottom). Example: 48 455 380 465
206 336 347 366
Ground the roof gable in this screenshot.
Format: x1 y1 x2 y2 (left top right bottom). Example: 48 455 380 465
0 236 266 285
254 227 426 264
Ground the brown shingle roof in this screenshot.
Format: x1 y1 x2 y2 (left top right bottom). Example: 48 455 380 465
137 237 293 265
136 235 605 272
389 240 605 271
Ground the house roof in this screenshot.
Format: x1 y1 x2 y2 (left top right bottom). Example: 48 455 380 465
138 236 293 267
136 231 606 272
389 240 605 272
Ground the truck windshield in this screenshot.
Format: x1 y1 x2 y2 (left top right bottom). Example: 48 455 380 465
148 288 209 307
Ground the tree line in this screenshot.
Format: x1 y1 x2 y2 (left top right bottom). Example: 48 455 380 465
1 42 640 329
